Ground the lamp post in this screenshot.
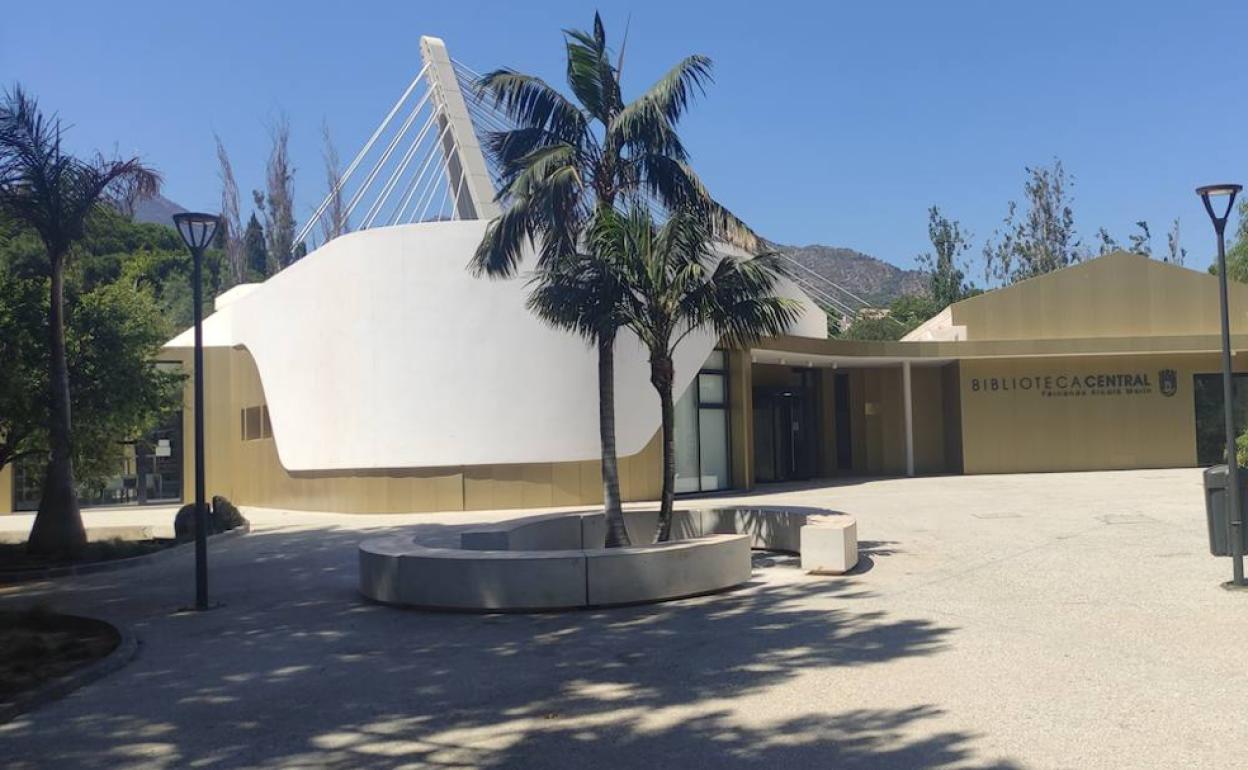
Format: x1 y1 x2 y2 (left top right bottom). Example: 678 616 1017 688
173 212 221 610
1197 184 1244 588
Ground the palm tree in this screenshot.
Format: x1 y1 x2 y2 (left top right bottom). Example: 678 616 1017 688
0 86 160 556
471 12 756 546
582 205 800 542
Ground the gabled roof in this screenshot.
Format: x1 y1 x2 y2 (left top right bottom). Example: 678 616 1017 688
907 251 1245 342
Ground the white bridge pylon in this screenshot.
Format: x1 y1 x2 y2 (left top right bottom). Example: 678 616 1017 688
297 36 504 248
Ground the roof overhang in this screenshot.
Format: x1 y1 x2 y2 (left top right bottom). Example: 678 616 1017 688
754 333 1248 363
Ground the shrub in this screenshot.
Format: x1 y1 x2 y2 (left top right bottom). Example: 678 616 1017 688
211 496 246 532
174 496 248 542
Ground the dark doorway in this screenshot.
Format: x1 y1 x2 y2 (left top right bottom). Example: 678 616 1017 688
753 370 818 483
834 372 853 471
1194 373 1248 465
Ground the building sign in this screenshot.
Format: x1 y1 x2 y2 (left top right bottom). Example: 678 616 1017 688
970 370 1178 399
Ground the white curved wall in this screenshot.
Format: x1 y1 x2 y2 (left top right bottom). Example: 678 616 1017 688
165 221 824 472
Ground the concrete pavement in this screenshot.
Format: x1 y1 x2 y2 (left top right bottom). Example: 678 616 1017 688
1 468 1244 768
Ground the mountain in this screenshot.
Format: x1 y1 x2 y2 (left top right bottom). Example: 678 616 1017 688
131 194 187 226
777 243 928 307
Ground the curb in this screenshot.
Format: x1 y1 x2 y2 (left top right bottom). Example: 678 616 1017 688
0 523 250 584
0 614 139 724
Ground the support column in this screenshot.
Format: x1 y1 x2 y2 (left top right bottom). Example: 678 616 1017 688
729 351 754 491
902 361 914 477
420 36 500 221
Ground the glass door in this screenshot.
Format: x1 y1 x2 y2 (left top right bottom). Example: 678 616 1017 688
673 350 732 493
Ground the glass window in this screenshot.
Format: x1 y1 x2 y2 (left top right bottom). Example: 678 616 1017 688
1194 373 1248 465
261 406 273 439
698 372 726 405
698 408 729 490
243 406 262 441
671 349 732 493
12 410 183 510
674 383 701 493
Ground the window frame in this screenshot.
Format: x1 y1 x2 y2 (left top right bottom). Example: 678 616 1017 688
676 350 733 495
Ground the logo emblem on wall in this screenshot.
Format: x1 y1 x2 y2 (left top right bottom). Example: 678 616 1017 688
1159 369 1178 397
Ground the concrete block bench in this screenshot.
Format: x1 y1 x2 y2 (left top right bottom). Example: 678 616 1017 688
698 506 859 574
799 516 858 574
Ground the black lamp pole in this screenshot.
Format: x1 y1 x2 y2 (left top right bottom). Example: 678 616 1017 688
1197 184 1245 588
173 212 220 610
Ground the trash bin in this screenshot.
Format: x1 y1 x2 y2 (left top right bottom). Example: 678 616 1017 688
1203 465 1248 556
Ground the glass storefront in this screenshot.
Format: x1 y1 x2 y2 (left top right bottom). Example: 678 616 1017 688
674 350 731 493
12 411 183 511
1194 373 1248 466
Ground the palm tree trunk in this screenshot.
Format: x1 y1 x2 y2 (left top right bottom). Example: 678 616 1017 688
599 331 630 547
652 353 677 543
28 256 86 557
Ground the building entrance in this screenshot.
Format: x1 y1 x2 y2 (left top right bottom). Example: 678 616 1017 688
753 370 819 483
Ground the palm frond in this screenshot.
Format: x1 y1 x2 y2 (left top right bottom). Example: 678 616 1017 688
561 13 621 123
485 127 575 185
499 143 582 201
469 199 538 278
632 153 761 253
525 255 617 342
0 85 161 259
474 70 587 143
564 30 610 121
700 251 802 348
634 55 713 127
608 98 687 162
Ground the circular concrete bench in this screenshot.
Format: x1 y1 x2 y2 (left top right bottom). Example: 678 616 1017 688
459 510 604 552
456 506 857 573
359 506 857 612
358 530 751 611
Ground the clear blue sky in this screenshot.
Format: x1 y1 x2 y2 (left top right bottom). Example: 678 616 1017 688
3 1 1245 275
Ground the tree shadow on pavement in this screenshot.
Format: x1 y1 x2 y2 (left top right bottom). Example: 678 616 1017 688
0 521 1011 769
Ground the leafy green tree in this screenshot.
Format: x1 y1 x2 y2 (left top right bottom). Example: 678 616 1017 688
1221 200 1248 282
470 13 754 546
0 270 45 472
983 159 1081 284
0 86 162 556
3 201 185 498
243 212 269 280
917 206 970 307
540 206 797 540
888 293 943 328
0 256 180 501
63 280 182 482
841 315 906 341
841 294 943 341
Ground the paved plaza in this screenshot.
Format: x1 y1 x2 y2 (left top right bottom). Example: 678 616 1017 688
1 469 1245 769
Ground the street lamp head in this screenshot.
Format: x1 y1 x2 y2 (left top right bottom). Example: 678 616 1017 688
1196 184 1242 228
173 212 221 252
1196 184 1243 198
